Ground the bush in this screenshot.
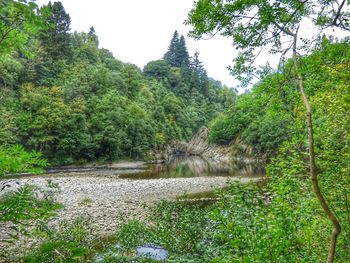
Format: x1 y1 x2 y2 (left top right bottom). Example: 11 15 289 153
23 218 95 263
0 144 48 177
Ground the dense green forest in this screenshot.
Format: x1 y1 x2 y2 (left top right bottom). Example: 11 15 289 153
208 40 350 155
0 1 235 166
1 0 350 262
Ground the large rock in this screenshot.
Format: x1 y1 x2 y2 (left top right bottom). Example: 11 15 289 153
187 127 232 161
152 127 255 162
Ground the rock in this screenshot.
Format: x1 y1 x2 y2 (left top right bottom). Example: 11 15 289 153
0 181 21 196
158 127 256 162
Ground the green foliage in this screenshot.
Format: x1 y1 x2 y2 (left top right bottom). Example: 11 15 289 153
0 144 47 176
98 175 348 262
0 0 47 56
209 86 293 154
204 40 350 261
163 30 190 68
39 1 72 60
115 202 208 253
0 98 19 145
22 218 94 263
0 181 62 260
186 0 350 86
206 181 318 262
143 59 170 81
95 201 208 262
93 39 350 262
0 184 61 223
0 1 234 165
208 41 350 157
116 220 154 250
150 201 208 253
202 39 350 261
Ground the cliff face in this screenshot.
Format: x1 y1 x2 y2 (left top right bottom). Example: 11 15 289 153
152 127 255 162
187 127 232 161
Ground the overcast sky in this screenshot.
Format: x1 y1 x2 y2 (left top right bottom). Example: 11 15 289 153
37 0 241 89
36 0 349 92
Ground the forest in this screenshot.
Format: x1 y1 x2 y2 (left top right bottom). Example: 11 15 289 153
0 1 235 167
1 0 350 262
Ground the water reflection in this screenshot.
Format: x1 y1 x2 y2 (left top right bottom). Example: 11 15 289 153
95 243 168 262
120 155 264 179
136 244 168 260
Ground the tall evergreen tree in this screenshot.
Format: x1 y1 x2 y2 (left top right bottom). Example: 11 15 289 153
190 51 204 74
190 51 209 97
163 31 190 68
176 36 190 68
40 1 71 60
34 1 72 85
163 30 179 67
88 26 99 46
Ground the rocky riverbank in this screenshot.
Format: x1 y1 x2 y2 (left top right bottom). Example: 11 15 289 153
1 175 258 230
0 166 261 257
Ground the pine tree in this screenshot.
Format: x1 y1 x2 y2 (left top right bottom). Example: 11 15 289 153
35 1 72 86
40 1 72 60
163 31 190 68
163 30 179 67
176 36 190 68
190 51 204 75
190 51 209 97
88 26 99 46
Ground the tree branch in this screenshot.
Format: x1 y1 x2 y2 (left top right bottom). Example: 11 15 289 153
292 32 341 263
333 0 346 25
0 27 16 45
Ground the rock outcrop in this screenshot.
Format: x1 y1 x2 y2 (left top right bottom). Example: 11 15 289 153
155 127 255 162
187 127 231 161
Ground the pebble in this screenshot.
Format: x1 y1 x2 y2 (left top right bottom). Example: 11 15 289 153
0 174 258 257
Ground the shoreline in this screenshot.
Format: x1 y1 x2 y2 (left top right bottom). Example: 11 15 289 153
0 161 262 258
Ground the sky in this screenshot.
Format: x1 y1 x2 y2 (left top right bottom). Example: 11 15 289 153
36 0 349 93
37 0 241 89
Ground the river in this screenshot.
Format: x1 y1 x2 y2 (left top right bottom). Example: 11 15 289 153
40 155 264 179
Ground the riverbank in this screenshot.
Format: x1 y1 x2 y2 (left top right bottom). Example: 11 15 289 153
0 168 261 257
1 175 260 230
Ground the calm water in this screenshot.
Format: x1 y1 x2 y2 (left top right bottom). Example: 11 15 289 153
3 156 264 180
119 155 264 179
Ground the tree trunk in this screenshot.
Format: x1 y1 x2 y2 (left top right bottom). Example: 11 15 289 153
292 35 341 263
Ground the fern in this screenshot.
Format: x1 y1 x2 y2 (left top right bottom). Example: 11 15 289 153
0 184 62 223
0 144 48 177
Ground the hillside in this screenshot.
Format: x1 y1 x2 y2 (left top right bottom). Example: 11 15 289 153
0 2 235 165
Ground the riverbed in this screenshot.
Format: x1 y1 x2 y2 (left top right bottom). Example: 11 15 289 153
0 156 263 254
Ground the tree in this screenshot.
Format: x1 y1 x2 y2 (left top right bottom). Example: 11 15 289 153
71 31 99 63
87 26 98 46
0 0 46 56
190 51 209 97
18 84 73 158
33 1 71 86
39 1 71 60
186 1 350 261
163 31 190 68
121 63 143 98
163 30 179 67
143 59 170 80
176 35 190 68
190 51 203 73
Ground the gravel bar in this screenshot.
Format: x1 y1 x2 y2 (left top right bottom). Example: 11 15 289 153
0 174 259 257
